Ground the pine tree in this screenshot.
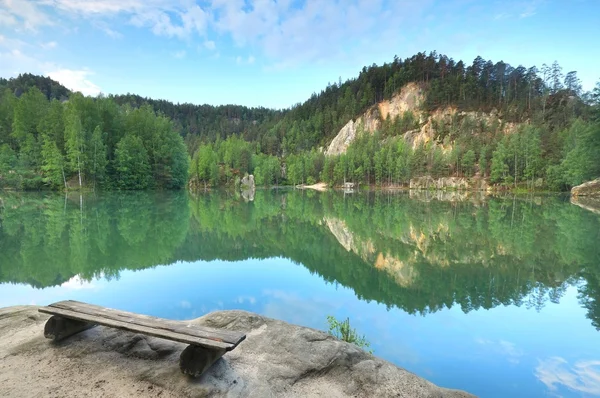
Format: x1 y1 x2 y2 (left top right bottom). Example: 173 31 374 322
64 105 86 188
89 126 108 189
41 134 67 189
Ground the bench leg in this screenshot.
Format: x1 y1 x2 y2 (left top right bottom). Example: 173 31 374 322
44 315 96 341
179 345 226 378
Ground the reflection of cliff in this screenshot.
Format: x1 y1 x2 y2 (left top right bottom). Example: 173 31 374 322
325 217 417 287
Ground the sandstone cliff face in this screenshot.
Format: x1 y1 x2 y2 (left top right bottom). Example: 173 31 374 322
325 83 519 156
571 178 600 214
325 83 424 156
571 178 600 197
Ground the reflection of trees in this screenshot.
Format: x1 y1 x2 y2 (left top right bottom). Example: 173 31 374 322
1 190 600 329
0 192 190 287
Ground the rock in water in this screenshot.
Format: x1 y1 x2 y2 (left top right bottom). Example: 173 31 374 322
571 178 600 197
0 306 474 398
571 179 600 214
240 174 255 202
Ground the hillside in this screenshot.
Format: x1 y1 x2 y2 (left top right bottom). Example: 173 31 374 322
1 51 599 191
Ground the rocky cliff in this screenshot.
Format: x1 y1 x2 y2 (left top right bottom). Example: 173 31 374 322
0 306 473 398
325 83 518 156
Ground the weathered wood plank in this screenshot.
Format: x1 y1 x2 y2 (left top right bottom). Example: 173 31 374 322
44 315 96 341
39 306 234 350
45 300 245 345
39 301 245 351
179 345 227 378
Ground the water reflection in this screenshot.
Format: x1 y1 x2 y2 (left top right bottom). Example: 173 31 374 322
1 190 600 397
536 357 600 396
1 190 600 329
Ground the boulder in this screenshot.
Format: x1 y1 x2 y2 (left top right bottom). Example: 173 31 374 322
571 178 600 197
409 176 488 191
0 306 474 398
240 174 255 201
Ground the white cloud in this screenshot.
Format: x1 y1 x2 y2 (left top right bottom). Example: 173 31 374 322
180 300 191 309
235 54 255 65
0 47 52 76
2 0 430 68
475 338 523 364
0 0 53 31
536 357 600 395
0 34 28 50
0 39 101 96
0 8 17 26
40 40 57 49
60 275 96 290
47 68 102 96
173 49 186 58
203 40 215 50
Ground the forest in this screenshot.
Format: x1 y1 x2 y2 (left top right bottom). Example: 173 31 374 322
0 77 188 190
1 51 600 191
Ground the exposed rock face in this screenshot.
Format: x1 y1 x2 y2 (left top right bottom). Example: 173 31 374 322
571 196 600 215
409 176 489 191
325 119 360 156
240 174 256 201
571 179 600 214
325 82 519 156
571 178 600 197
0 306 473 398
325 83 424 156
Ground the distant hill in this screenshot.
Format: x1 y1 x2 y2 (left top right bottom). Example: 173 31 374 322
0 73 70 101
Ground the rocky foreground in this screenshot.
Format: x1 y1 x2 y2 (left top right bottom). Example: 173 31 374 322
0 306 473 398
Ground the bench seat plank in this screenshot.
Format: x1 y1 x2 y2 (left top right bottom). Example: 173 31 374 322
38 300 245 351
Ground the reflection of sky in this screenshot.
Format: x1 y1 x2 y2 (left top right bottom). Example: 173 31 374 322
1 258 599 398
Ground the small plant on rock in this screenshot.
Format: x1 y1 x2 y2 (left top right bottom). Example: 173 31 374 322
326 315 373 354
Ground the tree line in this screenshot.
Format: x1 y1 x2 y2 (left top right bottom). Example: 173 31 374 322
0 86 188 190
2 51 599 191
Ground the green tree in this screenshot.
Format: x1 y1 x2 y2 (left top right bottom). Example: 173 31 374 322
114 135 151 190
41 134 67 189
462 149 476 177
89 126 108 189
490 141 509 183
64 104 86 188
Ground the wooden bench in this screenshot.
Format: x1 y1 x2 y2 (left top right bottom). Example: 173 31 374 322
38 300 246 377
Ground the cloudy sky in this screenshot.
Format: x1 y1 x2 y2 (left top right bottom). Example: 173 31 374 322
0 0 598 108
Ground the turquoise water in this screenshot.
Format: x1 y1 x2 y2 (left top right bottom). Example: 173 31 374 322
1 190 599 397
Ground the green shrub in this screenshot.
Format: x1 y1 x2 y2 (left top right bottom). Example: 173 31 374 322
326 315 372 353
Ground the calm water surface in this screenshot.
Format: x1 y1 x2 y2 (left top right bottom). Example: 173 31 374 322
1 190 599 398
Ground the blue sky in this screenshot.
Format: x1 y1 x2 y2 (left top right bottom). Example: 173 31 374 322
0 0 598 108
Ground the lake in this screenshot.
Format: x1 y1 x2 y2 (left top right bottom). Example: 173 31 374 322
1 189 599 397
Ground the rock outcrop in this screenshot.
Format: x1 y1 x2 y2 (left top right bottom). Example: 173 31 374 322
240 174 256 201
570 179 600 214
325 83 424 156
571 178 600 197
325 82 518 156
0 306 473 398
409 176 489 191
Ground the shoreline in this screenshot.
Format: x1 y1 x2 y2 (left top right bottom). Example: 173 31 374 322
0 305 474 398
